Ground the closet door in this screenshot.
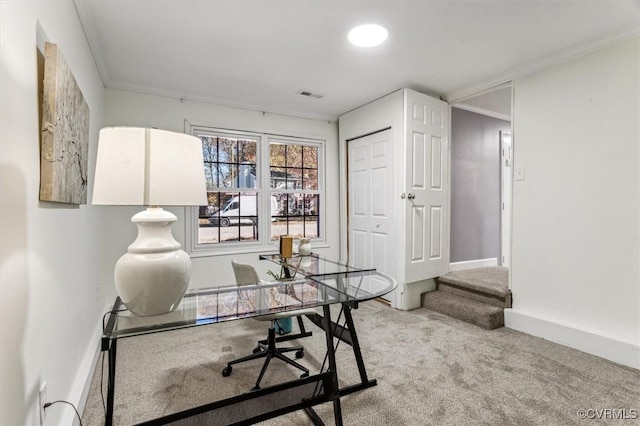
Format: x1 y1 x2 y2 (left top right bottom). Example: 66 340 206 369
403 89 449 283
347 128 396 301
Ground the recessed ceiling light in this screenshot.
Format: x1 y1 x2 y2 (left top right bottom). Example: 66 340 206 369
348 24 388 47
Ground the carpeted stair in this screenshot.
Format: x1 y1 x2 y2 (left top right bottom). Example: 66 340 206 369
421 266 510 330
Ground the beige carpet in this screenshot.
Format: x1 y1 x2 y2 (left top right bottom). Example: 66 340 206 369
82 302 640 425
438 267 510 298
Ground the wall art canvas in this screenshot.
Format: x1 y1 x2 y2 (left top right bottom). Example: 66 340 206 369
40 42 90 204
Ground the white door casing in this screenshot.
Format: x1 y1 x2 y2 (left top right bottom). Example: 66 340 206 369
347 129 396 301
500 131 512 267
403 89 450 283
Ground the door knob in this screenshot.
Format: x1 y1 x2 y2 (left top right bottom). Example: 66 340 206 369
407 193 416 200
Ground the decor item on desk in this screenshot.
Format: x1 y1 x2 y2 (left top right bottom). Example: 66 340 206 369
298 238 311 256
279 235 293 258
39 42 90 204
92 127 207 316
299 256 313 268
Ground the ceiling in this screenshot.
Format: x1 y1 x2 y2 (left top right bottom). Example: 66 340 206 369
74 1 639 120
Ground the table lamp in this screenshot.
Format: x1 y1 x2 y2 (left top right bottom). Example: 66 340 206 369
92 127 207 316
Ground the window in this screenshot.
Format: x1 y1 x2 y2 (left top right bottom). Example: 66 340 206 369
269 138 320 241
190 127 324 255
198 132 260 244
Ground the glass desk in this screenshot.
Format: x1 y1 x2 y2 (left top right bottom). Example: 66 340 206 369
101 254 396 425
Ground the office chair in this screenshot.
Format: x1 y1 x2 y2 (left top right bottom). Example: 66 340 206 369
222 259 316 390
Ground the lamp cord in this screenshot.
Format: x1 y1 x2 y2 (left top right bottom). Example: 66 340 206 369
43 400 83 426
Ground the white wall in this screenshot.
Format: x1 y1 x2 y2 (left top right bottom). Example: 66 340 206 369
0 2 105 425
450 108 510 263
101 88 340 303
507 37 639 368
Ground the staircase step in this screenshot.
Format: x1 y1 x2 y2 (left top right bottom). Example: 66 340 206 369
438 282 511 308
438 266 511 308
421 290 504 330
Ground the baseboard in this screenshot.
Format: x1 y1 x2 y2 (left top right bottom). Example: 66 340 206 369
505 309 640 370
401 278 436 310
449 258 498 272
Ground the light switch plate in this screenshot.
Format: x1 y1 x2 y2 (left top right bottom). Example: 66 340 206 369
515 167 525 181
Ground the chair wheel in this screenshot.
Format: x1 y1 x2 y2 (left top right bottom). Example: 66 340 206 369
222 366 232 377
300 372 309 378
252 347 261 354
295 350 304 359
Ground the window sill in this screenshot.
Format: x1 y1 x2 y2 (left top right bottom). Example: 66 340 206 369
189 241 330 259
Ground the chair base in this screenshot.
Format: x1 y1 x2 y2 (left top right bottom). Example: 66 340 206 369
222 326 309 390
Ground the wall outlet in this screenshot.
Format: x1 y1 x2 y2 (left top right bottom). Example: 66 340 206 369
515 166 526 181
39 381 47 425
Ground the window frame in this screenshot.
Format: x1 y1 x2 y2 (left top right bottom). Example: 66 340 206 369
187 125 326 257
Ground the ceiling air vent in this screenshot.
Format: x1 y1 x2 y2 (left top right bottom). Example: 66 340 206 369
297 90 323 99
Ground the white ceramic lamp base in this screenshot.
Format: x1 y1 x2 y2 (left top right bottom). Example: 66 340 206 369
115 207 191 316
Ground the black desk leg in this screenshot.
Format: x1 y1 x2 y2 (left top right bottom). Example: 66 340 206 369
322 305 343 426
342 305 369 384
106 339 117 426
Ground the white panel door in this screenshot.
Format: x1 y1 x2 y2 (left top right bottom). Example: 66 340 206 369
404 90 449 283
348 129 396 301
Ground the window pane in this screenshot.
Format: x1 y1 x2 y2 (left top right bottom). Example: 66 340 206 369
204 164 217 189
202 136 218 162
207 192 220 212
287 216 305 239
304 216 319 239
304 194 319 215
303 169 317 190
270 143 286 167
237 163 257 189
270 167 287 189
286 194 302 216
218 138 236 163
228 164 239 188
238 140 257 163
287 145 303 167
288 168 303 190
220 226 241 242
218 163 232 188
303 146 317 168
271 193 320 240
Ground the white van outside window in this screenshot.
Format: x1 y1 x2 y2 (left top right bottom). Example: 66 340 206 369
209 195 278 227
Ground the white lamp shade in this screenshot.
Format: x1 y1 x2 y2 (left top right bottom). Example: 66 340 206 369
92 127 207 206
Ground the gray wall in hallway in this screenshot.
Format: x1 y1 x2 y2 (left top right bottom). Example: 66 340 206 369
450 108 510 263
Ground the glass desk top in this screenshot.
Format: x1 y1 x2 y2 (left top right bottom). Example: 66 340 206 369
103 255 396 342
259 253 376 277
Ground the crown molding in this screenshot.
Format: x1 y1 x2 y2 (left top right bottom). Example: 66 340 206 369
445 27 639 104
106 82 339 123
